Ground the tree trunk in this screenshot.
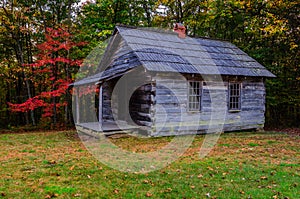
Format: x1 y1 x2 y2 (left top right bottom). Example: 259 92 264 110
16 37 36 126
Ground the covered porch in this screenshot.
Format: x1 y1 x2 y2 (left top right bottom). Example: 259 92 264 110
72 73 154 135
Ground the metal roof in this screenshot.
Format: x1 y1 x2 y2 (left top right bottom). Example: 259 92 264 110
72 26 275 86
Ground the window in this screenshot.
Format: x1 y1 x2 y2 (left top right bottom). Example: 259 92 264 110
188 81 201 111
228 82 241 111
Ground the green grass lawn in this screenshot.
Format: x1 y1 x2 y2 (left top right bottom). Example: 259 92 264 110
0 131 299 198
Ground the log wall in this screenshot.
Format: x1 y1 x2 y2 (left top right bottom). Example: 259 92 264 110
151 73 265 136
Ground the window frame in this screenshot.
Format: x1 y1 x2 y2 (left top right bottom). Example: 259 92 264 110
187 80 202 112
228 82 242 112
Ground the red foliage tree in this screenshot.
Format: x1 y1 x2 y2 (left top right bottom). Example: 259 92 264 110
8 27 86 125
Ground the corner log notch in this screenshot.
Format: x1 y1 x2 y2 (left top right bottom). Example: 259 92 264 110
129 83 156 127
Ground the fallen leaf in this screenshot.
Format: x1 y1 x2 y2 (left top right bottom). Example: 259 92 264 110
197 174 203 178
87 189 92 193
270 171 276 176
49 160 56 164
190 185 195 189
165 188 172 192
114 189 119 194
218 187 223 191
260 176 268 180
69 165 75 171
207 167 214 171
39 181 45 186
146 192 152 197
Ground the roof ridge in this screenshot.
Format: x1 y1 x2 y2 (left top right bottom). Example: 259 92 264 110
115 24 231 43
190 34 230 43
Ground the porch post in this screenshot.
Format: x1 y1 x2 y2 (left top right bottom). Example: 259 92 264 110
99 85 103 127
75 87 80 124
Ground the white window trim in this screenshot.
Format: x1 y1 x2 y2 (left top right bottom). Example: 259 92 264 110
228 82 242 112
187 81 202 112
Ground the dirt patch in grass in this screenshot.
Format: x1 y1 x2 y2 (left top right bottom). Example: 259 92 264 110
265 127 300 137
92 131 300 166
108 135 174 153
180 132 300 166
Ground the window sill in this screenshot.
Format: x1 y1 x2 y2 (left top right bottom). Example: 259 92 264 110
188 110 201 113
229 110 241 113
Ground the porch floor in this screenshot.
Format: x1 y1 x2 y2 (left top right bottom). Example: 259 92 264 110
76 121 138 132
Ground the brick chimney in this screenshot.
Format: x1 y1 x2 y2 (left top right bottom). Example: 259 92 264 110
173 23 186 38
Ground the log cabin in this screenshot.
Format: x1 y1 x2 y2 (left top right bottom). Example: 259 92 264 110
72 24 275 136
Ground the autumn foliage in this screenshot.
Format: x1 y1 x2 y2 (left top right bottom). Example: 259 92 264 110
8 27 86 120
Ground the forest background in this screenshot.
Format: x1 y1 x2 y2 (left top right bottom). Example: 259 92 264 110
0 0 299 130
